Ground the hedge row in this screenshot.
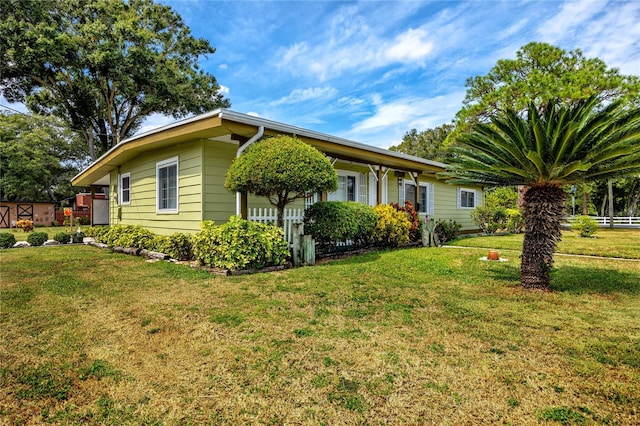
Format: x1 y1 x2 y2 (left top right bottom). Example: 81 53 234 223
86 217 289 270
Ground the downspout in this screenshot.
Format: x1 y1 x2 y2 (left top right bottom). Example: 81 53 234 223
236 126 264 216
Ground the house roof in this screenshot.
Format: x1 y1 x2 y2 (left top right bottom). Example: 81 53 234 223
71 109 449 187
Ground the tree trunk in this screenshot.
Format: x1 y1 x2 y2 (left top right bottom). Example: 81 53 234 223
607 179 614 229
520 184 565 291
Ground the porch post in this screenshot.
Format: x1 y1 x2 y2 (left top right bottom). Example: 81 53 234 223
376 167 383 205
90 185 96 227
414 174 420 209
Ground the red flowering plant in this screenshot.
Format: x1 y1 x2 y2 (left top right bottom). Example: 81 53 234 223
390 201 421 242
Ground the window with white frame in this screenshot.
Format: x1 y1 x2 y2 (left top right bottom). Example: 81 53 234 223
157 157 178 213
458 188 477 209
119 172 131 205
400 180 434 214
328 171 358 202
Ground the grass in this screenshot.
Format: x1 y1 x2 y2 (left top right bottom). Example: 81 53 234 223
3 226 81 242
452 228 640 259
0 239 639 424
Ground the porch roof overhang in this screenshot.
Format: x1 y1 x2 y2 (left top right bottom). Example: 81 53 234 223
71 109 448 187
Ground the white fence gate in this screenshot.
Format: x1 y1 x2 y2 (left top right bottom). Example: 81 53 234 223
248 208 304 243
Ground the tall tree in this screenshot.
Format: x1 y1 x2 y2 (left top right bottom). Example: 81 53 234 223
442 98 640 290
225 136 338 227
455 42 640 130
0 112 87 202
389 124 453 162
0 0 230 160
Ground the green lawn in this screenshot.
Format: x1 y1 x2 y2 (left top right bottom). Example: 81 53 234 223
452 228 640 260
1 241 638 424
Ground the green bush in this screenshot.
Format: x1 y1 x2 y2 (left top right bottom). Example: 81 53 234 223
151 232 193 260
97 225 154 248
27 232 49 246
470 205 507 233
372 204 411 247
571 215 599 237
53 232 71 244
192 216 290 270
83 226 109 240
505 208 524 233
304 201 377 250
0 232 16 248
434 219 461 242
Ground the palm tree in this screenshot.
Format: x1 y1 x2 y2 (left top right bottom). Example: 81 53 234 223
442 97 640 290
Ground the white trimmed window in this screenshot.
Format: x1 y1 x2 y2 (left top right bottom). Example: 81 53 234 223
328 171 359 202
157 157 178 213
400 180 434 214
458 188 477 209
119 172 131 205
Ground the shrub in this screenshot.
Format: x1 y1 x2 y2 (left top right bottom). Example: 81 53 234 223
16 219 34 232
77 216 91 225
372 204 411 247
192 216 290 270
83 226 109 240
27 232 48 246
571 215 599 237
53 232 71 244
505 208 524 233
151 232 193 260
434 219 461 242
304 201 377 250
470 205 507 233
390 201 421 242
0 232 16 249
98 225 154 248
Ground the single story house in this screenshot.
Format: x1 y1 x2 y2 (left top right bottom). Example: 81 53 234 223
71 109 483 235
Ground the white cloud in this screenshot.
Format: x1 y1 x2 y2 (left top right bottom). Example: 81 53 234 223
246 111 261 118
344 91 466 149
539 1 608 44
384 28 434 64
218 85 230 96
270 86 337 106
218 63 228 70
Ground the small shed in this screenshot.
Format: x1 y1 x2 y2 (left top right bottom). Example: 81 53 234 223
0 201 56 228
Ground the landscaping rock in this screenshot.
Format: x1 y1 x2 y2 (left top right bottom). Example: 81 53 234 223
13 241 30 248
43 240 60 246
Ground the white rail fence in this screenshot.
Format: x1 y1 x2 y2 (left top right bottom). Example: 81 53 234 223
567 216 640 227
248 208 304 243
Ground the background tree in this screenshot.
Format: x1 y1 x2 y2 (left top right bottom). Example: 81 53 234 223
0 112 87 202
451 42 640 217
455 42 640 129
225 136 338 227
442 98 640 290
389 124 453 162
0 0 230 160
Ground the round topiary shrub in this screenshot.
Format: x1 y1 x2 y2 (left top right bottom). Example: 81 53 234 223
0 232 17 249
53 232 71 244
571 215 599 237
27 231 49 247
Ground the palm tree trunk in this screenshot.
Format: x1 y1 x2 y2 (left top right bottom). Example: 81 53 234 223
520 184 566 290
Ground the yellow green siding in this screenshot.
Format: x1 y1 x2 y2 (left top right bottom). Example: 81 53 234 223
111 141 204 235
202 140 237 223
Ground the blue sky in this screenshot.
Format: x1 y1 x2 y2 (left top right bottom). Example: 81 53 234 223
4 1 640 149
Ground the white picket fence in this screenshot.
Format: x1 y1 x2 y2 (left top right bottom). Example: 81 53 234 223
248 208 304 243
567 216 640 227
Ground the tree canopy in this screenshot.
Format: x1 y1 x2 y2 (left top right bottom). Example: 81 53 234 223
225 136 338 226
454 42 640 130
0 0 230 160
442 97 640 290
0 112 87 202
389 124 453 162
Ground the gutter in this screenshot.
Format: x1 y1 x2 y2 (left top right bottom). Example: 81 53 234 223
235 125 264 216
